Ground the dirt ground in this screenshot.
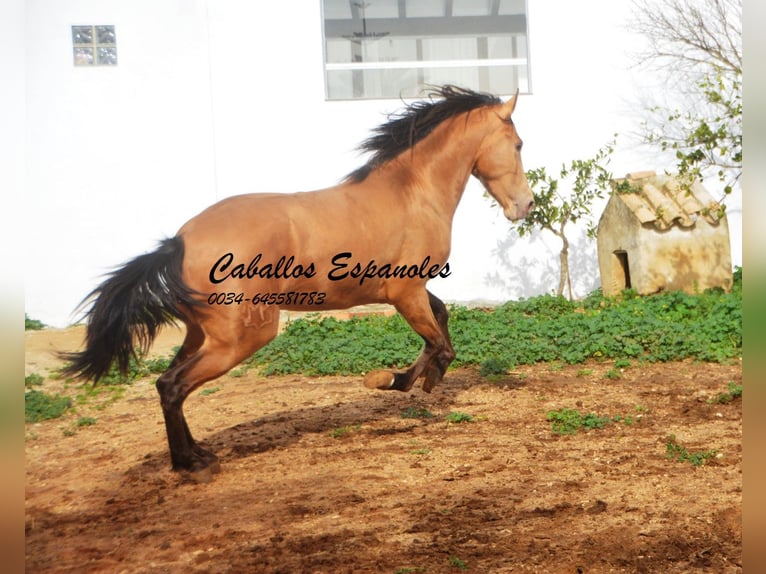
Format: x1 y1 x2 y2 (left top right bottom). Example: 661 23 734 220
25 325 741 573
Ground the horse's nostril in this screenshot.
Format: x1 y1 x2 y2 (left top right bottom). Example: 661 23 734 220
527 199 535 211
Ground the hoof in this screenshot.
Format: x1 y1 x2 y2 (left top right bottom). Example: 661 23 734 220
173 449 221 481
180 466 215 484
363 370 396 390
194 448 221 474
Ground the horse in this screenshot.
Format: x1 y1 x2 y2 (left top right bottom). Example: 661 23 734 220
63 85 534 479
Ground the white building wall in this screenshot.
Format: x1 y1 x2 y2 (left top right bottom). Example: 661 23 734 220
25 0 742 327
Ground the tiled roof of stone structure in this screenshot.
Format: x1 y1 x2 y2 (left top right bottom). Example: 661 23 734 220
610 171 724 230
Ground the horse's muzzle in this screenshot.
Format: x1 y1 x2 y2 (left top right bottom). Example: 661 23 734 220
504 198 535 221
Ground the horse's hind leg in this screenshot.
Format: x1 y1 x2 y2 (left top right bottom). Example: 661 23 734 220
156 310 279 476
164 324 219 468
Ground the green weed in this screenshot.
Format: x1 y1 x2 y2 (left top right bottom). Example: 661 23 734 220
448 556 469 570
546 407 638 434
709 382 742 404
401 406 434 419
665 435 718 466
77 416 97 427
329 424 361 439
547 408 612 434
479 357 509 377
62 352 175 386
25 373 44 388
445 412 473 424
74 381 127 410
25 390 72 423
200 387 221 396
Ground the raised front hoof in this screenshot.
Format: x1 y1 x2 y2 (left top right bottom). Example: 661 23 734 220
364 370 413 392
364 370 396 390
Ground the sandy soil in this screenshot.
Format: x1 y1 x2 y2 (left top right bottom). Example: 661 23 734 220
25 325 741 573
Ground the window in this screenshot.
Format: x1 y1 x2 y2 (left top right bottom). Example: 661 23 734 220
72 25 117 66
321 0 530 100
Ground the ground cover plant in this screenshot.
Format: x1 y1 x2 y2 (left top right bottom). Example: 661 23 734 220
665 434 719 467
25 388 72 423
246 279 741 377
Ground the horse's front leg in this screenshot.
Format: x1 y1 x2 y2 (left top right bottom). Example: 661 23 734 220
422 291 455 392
364 289 454 393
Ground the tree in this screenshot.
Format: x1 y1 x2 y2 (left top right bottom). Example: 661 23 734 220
629 0 742 202
516 141 615 299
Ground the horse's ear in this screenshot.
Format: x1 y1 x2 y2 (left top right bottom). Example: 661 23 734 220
501 89 520 118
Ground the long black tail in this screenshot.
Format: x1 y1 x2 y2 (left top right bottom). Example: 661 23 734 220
61 236 201 382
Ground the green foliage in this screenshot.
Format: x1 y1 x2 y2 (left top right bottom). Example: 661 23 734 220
517 140 616 297
200 387 221 396
448 556 469 570
25 314 46 330
328 424 361 439
249 314 420 376
479 357 510 377
546 408 613 435
401 406 434 419
246 285 741 376
25 373 44 388
77 416 97 427
647 71 741 199
445 412 473 424
62 352 174 386
709 382 742 404
25 390 72 423
732 265 742 287
665 434 718 466
547 407 637 434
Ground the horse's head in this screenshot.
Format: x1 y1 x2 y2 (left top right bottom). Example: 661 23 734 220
472 91 534 221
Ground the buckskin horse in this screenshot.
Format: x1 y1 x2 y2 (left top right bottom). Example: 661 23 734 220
63 85 534 479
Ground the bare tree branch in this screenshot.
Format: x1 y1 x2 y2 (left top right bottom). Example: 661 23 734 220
630 0 741 76
627 0 742 200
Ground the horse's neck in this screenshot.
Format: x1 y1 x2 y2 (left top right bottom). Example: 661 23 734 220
392 115 485 222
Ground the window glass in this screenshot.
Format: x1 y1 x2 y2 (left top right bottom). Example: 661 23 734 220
321 0 530 99
72 25 117 66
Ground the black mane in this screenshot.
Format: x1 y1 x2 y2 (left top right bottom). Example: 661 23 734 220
345 85 502 183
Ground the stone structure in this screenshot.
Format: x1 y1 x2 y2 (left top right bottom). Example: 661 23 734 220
596 171 732 296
